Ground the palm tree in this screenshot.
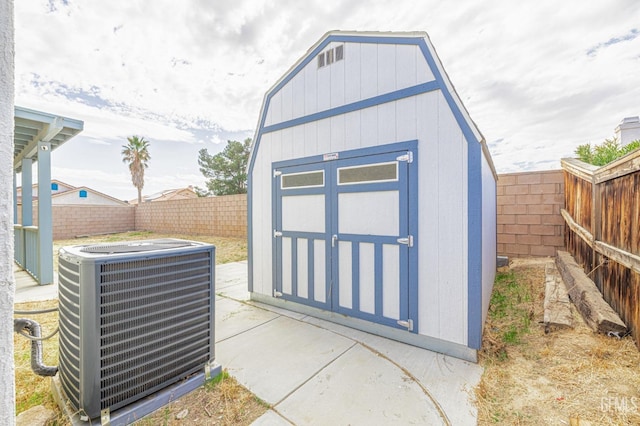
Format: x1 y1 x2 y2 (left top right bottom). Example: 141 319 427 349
121 135 151 204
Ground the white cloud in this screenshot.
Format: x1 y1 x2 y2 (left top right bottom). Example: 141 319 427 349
209 134 225 145
13 0 640 187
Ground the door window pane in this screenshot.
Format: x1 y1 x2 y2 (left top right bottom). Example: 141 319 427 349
338 162 397 185
281 171 324 189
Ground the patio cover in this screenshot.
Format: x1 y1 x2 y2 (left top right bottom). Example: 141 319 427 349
14 106 84 170
13 106 84 284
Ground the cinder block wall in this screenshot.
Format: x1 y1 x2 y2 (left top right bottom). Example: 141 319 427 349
19 176 562 255
52 205 135 240
18 194 247 240
16 204 135 240
497 170 565 258
135 194 247 238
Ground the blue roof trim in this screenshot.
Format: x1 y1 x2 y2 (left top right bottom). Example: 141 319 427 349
262 81 439 135
326 35 424 45
266 35 428 119
247 174 253 292
415 39 485 348
467 141 483 349
416 40 481 144
415 38 485 348
249 34 429 177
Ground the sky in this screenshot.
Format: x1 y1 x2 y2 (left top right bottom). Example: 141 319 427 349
14 0 640 201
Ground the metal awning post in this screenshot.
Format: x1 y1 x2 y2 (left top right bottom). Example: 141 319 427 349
21 158 32 226
37 141 53 285
13 172 17 224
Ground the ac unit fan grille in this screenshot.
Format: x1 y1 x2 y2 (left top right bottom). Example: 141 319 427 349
97 252 213 412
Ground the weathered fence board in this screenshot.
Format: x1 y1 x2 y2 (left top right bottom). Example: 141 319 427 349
561 150 640 348
564 168 593 233
601 172 640 254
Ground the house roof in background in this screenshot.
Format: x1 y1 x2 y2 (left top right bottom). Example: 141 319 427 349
17 179 127 205
52 186 129 206
16 179 76 193
129 186 197 204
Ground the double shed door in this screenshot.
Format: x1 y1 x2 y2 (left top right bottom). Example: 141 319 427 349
274 147 415 331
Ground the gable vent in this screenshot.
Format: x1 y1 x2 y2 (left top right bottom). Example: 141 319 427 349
317 45 344 69
326 49 334 65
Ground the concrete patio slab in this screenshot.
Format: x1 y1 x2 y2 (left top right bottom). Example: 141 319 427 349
249 300 310 321
300 316 482 425
216 261 250 301
14 264 58 304
251 410 293 426
215 297 279 342
216 315 355 405
276 343 445 425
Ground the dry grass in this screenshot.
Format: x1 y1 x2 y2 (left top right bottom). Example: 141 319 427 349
134 371 269 425
53 231 247 267
476 260 640 425
15 231 249 422
13 300 60 415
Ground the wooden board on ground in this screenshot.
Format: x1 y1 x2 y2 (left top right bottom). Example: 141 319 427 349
556 251 627 335
543 261 573 330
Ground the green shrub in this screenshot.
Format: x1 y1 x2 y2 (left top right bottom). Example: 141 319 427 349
575 138 640 166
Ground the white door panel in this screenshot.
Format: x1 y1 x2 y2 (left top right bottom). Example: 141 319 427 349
297 238 309 299
338 241 353 309
359 242 376 314
313 240 327 303
338 191 399 235
282 195 325 233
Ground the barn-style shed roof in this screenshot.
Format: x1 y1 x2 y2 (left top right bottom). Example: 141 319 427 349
249 30 496 178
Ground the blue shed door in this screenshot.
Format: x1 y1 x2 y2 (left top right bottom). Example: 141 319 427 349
274 147 415 331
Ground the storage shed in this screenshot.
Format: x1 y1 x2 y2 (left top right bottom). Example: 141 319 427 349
247 31 497 362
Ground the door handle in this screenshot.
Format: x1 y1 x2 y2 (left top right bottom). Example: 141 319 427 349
397 235 414 247
332 234 338 247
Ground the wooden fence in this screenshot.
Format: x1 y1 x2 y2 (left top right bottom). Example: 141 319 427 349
561 150 640 347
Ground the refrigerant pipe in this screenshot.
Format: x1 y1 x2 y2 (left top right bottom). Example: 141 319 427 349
13 318 58 377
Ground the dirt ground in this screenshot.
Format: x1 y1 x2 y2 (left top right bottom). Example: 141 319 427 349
476 258 640 425
132 371 268 426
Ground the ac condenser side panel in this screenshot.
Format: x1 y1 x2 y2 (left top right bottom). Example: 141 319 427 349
79 257 101 419
57 255 82 412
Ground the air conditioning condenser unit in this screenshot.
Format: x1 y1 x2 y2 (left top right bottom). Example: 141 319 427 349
52 239 219 425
